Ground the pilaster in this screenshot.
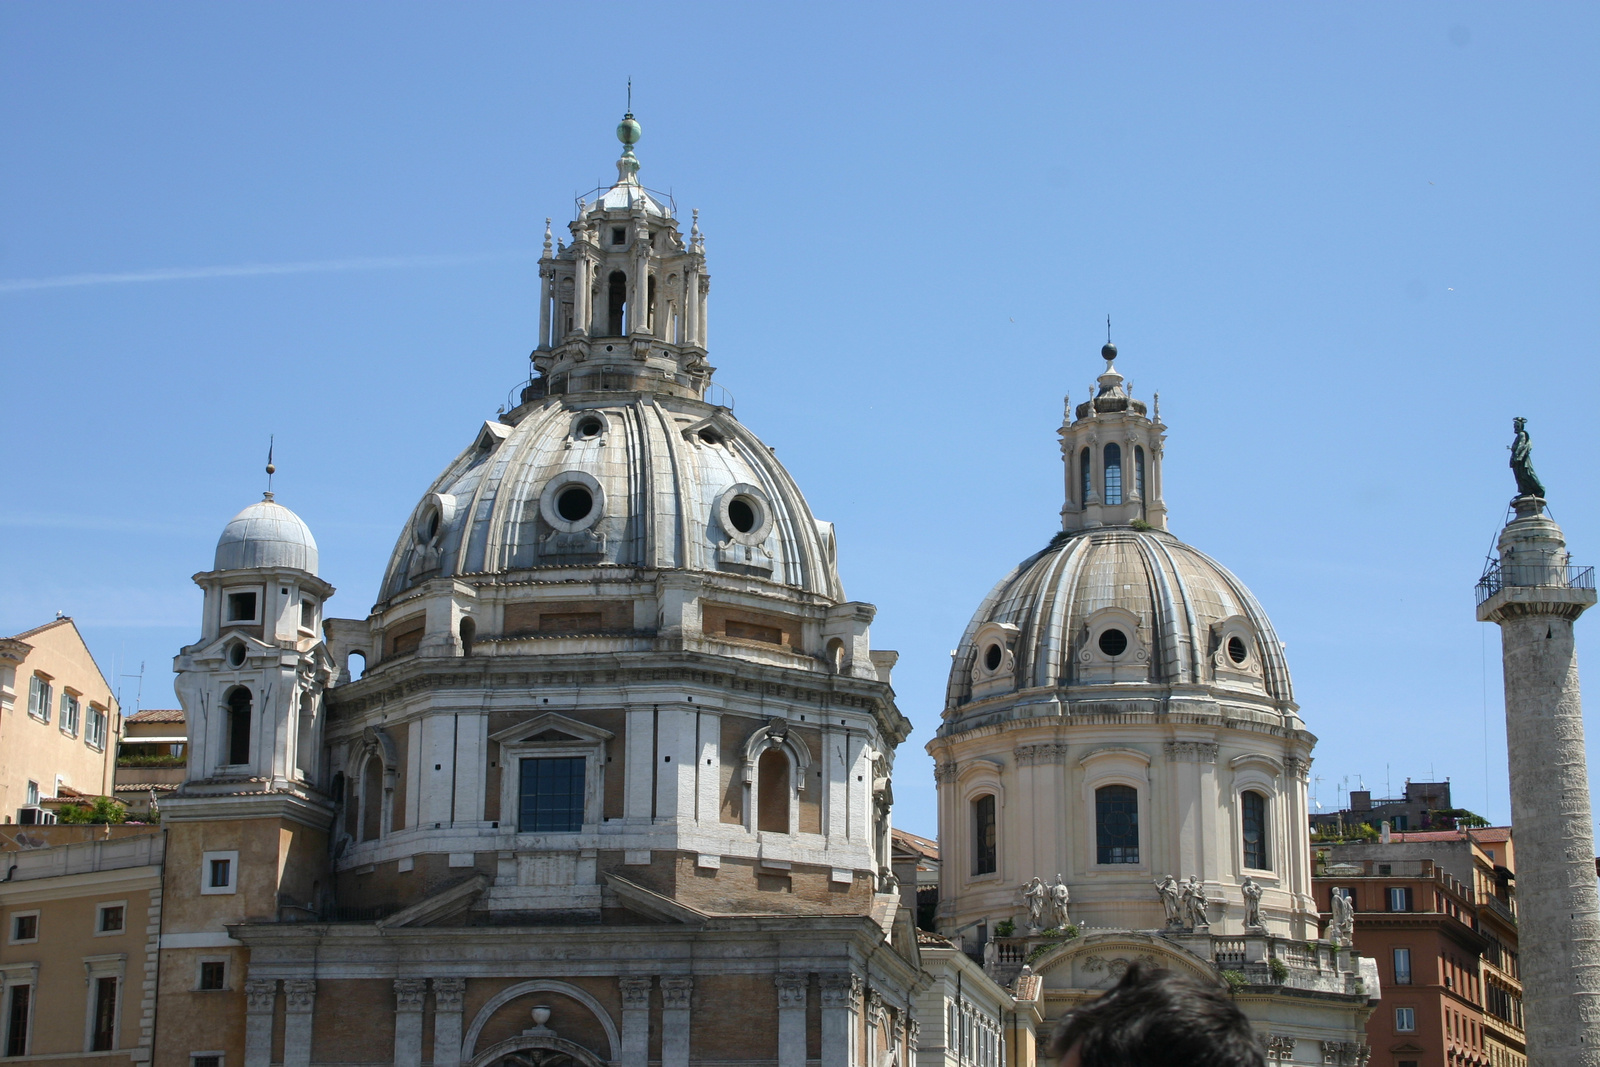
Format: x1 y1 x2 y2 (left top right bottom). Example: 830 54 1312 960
775 972 807 1067
283 979 315 1067
661 976 692 1067
242 978 276 1067
393 978 428 1067
819 973 861 1067
619 976 651 1067
433 977 466 1067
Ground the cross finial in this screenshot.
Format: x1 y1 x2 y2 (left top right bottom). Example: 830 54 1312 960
1107 315 1112 343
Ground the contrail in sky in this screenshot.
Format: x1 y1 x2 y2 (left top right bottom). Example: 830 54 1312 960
0 250 537 293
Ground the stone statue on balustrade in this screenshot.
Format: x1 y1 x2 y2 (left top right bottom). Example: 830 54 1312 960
1021 876 1048 933
1047 876 1072 930
1328 890 1355 947
1181 876 1211 928
1241 876 1264 931
1154 875 1182 926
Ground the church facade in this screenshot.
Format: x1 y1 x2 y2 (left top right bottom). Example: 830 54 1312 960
0 113 1384 1067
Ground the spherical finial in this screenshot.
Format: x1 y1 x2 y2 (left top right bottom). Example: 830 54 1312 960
266 461 276 476
617 112 642 147
1102 341 1117 363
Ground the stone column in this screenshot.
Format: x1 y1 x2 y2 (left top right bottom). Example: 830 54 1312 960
242 979 276 1067
1478 497 1600 1064
537 264 552 349
683 262 699 348
775 972 807 1067
433 978 466 1067
393 978 428 1067
283 980 315 1067
575 255 592 336
660 976 692 1067
820 973 860 1067
619 977 651 1067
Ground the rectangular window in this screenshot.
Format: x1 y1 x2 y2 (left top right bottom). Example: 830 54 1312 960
5 984 30 1057
201 850 239 895
300 598 315 630
973 795 997 875
1241 790 1269 870
24 780 38 807
611 227 626 246
1393 947 1412 985
226 591 257 622
98 904 125 933
1388 886 1413 912
1095 784 1140 864
1378 863 1392 875
1395 1006 1415 1032
60 691 80 736
198 961 227 991
518 757 586 832
28 675 51 722
86 704 108 749
192 1057 223 1067
11 913 39 942
91 976 117 1051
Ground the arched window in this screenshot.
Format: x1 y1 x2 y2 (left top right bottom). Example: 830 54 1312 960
756 747 791 833
1095 784 1139 863
607 271 627 336
295 692 316 781
1242 790 1270 870
972 794 997 875
360 755 383 842
347 650 366 681
1103 443 1123 506
459 617 476 657
1079 448 1091 506
225 687 252 766
1135 445 1146 500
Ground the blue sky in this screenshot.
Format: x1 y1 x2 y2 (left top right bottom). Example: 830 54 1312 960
3 3 1597 838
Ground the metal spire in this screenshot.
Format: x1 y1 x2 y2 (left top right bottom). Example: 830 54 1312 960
264 436 276 500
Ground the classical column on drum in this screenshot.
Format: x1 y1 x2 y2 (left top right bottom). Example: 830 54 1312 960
820 973 862 1067
660 977 692 1067
775 973 807 1067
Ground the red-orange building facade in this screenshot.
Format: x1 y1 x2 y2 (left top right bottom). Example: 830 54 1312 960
1314 830 1524 1067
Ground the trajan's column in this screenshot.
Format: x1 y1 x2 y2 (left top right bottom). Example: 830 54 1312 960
1477 417 1600 1065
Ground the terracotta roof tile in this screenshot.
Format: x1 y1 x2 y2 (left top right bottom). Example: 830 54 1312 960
127 708 185 723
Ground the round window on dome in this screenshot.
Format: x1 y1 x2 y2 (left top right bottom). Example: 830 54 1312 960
578 418 603 439
1098 628 1129 657
728 496 759 534
984 643 1003 672
1227 634 1250 664
556 486 594 522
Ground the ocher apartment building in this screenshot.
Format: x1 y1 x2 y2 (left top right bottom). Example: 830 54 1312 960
0 618 122 823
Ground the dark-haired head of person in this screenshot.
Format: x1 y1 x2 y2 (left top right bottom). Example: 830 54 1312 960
1046 961 1264 1067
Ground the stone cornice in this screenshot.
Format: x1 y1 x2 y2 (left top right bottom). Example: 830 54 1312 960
326 649 909 743
160 790 335 830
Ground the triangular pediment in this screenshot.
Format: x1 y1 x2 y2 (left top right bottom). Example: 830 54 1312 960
490 711 614 745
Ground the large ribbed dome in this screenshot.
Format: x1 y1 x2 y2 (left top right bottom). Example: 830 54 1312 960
214 496 319 574
379 393 842 603
946 526 1293 710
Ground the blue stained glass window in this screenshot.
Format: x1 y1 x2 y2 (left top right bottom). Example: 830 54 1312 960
519 756 586 832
